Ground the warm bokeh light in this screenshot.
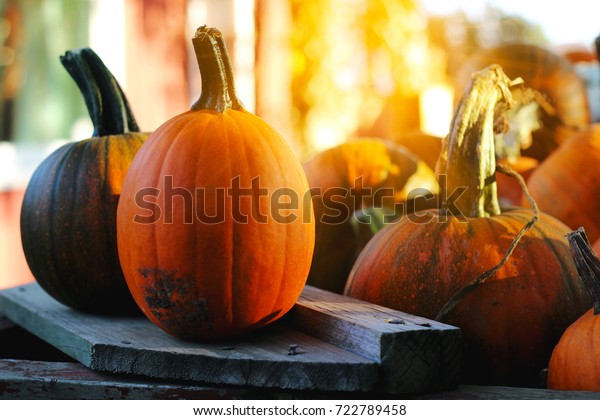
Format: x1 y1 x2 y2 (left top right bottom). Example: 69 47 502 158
419 83 453 138
233 0 255 112
289 0 446 155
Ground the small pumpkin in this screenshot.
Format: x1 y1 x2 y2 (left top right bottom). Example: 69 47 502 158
303 138 438 293
345 65 590 386
456 43 590 161
547 228 600 391
20 48 147 314
116 27 315 341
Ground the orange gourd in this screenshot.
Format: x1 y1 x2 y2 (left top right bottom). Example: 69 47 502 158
526 38 600 243
547 228 600 391
526 126 600 242
345 66 590 386
303 138 438 293
456 44 590 161
116 27 315 341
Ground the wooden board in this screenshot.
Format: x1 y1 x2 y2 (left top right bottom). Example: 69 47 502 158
2 359 599 400
0 359 302 400
289 287 460 393
0 312 13 332
0 283 460 394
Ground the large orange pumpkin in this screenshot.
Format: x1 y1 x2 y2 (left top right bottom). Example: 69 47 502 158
303 138 438 293
547 228 600 391
116 27 315 341
456 43 590 161
20 48 147 314
345 65 590 386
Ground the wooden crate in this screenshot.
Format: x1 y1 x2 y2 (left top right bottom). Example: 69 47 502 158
0 283 460 395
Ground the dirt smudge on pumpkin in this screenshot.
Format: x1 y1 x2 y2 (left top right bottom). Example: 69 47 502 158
138 267 210 332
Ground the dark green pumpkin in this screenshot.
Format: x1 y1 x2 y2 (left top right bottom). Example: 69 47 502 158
20 48 147 314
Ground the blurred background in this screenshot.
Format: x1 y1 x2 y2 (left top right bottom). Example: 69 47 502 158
1 0 599 289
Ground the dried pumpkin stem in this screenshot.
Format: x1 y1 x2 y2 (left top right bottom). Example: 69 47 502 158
191 26 244 113
436 65 520 218
60 48 139 137
435 163 539 321
566 227 600 315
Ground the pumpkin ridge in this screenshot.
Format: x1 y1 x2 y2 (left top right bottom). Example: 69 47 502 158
534 215 588 311
152 116 202 326
222 112 237 327
231 110 291 317
189 116 222 327
59 144 91 297
36 145 75 303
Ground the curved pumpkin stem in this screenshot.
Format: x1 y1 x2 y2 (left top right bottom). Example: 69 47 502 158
60 48 139 137
436 65 519 218
191 26 244 113
567 227 600 315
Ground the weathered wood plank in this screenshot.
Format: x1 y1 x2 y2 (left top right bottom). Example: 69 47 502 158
424 384 600 400
0 284 377 392
0 312 13 332
289 286 461 394
0 359 299 400
2 358 599 400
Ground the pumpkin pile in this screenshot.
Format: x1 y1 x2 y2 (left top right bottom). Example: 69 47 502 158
18 23 600 390
303 138 438 293
344 65 590 386
524 36 600 243
21 27 314 342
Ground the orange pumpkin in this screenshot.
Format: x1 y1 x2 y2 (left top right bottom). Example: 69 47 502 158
116 27 315 341
456 43 590 161
303 138 438 293
495 156 539 207
526 125 600 243
345 65 590 386
20 48 147 314
547 228 600 391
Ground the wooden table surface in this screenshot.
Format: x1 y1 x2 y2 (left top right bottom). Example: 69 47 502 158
1 287 599 400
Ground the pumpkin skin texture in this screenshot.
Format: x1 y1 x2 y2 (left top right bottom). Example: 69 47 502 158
345 66 590 386
547 308 600 390
547 228 600 391
496 156 539 207
303 138 438 293
345 209 588 385
20 48 147 314
594 237 600 256
527 126 600 243
456 44 590 161
116 27 315 341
